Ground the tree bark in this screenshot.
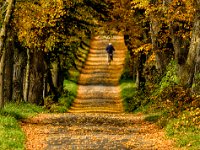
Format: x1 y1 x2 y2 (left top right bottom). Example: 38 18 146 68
136 52 146 90
57 56 64 94
4 30 14 102
46 67 59 101
24 48 30 102
0 0 15 108
43 73 47 99
0 0 15 60
12 47 26 102
51 62 59 89
150 19 165 73
179 1 200 87
28 50 45 104
128 49 136 80
0 49 6 108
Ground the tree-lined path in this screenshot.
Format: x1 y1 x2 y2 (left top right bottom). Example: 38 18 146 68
21 35 175 150
69 35 127 113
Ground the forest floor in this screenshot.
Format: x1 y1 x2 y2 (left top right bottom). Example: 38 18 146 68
21 112 177 150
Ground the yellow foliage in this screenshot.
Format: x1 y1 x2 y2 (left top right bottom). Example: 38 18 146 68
146 52 156 64
134 43 152 54
131 0 149 9
13 0 67 50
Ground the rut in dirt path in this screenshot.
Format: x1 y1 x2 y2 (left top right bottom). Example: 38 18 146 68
21 35 175 150
68 35 127 113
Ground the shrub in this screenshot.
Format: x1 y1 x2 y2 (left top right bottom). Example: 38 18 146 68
166 108 200 149
157 85 200 119
46 80 77 113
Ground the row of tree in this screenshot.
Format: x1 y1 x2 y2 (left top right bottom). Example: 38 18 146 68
108 0 200 91
0 0 200 108
0 0 113 108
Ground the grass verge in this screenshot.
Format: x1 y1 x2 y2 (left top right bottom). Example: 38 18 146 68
0 102 46 150
120 79 137 112
165 108 200 150
120 79 200 150
48 80 78 113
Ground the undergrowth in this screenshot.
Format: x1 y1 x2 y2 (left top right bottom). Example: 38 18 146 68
120 60 200 149
0 102 46 150
46 80 78 113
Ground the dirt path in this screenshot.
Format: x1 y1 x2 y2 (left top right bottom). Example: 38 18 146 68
21 35 175 149
21 113 175 150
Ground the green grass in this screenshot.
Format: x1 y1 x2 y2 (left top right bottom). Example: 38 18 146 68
120 79 136 99
120 79 151 113
0 102 46 150
120 79 137 112
144 113 161 123
63 80 78 96
49 80 78 113
165 108 200 150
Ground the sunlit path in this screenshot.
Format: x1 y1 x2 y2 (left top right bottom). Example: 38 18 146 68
68 35 127 113
21 35 175 150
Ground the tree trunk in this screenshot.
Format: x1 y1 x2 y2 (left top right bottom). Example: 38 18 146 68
4 30 14 102
179 21 200 86
12 47 26 102
0 0 15 60
43 73 47 99
136 52 146 90
57 56 64 94
47 68 58 100
28 50 45 104
24 48 30 102
0 0 15 108
135 69 140 89
0 50 6 108
51 57 64 94
51 62 59 89
150 19 165 73
179 1 200 87
129 50 136 80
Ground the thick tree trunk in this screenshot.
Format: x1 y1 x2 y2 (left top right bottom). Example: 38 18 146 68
179 20 200 86
47 67 59 101
51 57 64 94
169 23 189 80
28 50 45 104
0 0 15 108
12 48 26 102
4 30 14 102
0 0 15 60
150 19 165 73
179 2 200 87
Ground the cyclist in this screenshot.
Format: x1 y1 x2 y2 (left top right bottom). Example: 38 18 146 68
106 43 115 65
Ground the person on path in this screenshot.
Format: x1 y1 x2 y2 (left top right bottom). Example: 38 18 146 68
106 43 115 65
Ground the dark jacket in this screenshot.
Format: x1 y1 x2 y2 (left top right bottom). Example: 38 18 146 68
106 45 115 54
